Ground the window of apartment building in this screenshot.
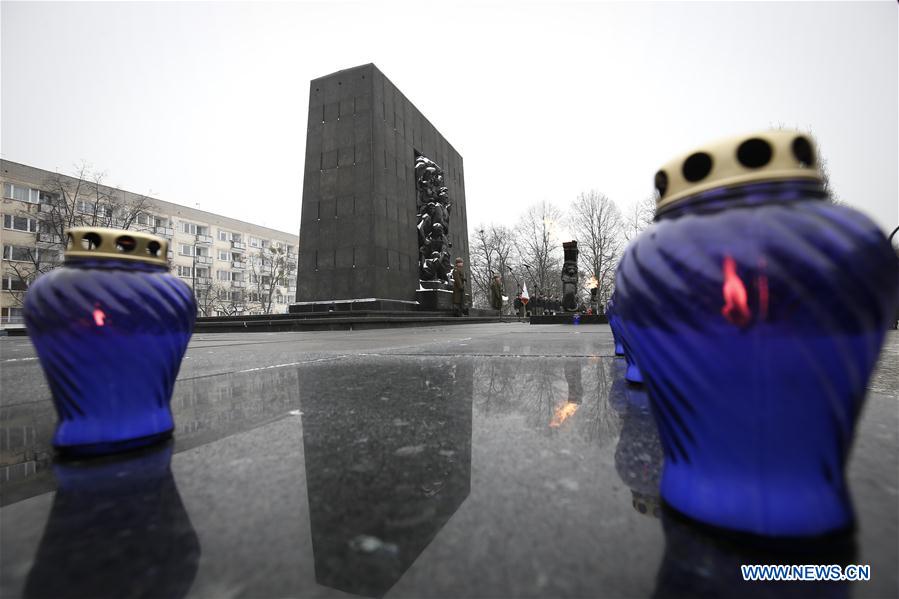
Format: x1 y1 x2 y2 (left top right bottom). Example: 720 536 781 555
216 270 231 282
177 265 193 278
195 246 210 258
217 250 230 261
74 200 113 218
1 275 28 291
1 307 24 323
196 268 210 279
218 229 232 242
39 191 58 205
3 183 41 204
2 215 38 233
2 245 33 262
153 216 169 228
178 243 195 257
136 212 151 226
261 239 270 249
1 246 23 263
249 236 260 248
181 222 209 236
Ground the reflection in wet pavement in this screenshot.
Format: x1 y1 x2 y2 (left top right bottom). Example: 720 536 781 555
1 367 304 504
0 326 896 598
23 442 200 599
301 360 472 596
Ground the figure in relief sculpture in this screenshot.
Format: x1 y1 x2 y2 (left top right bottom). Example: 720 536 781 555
415 154 454 289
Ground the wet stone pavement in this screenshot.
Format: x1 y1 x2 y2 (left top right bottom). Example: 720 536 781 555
0 324 897 598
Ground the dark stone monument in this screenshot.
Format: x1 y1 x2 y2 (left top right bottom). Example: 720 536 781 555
530 241 608 323
561 241 579 312
292 64 469 313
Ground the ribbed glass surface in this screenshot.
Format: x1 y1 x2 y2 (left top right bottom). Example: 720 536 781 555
24 259 196 455
615 183 899 536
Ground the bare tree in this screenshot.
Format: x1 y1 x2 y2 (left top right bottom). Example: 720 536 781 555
568 191 622 307
470 223 516 309
622 194 657 242
194 280 228 317
246 244 296 315
3 163 151 307
213 288 248 316
515 201 564 298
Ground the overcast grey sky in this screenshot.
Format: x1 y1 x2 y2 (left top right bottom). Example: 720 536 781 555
2 1 896 235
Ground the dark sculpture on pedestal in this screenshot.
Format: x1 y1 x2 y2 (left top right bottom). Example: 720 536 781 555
561 241 579 312
416 155 453 289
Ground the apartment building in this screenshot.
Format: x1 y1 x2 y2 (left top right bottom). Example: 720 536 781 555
1 160 298 324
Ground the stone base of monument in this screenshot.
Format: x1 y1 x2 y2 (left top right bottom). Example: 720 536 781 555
415 289 454 311
530 314 609 325
289 298 421 314
163 295 507 334
191 311 505 333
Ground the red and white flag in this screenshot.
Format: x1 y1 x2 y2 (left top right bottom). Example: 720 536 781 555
521 282 529 304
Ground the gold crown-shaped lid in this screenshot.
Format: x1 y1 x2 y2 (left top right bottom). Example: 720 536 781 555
65 227 169 267
654 129 823 214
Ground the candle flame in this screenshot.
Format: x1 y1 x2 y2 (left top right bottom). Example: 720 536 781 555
757 257 769 321
92 306 106 327
721 255 751 327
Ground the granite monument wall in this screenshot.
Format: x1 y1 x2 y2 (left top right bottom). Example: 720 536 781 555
295 64 469 304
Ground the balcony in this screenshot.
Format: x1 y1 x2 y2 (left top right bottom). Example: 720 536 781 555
231 281 246 289
195 255 213 265
231 260 245 269
195 234 213 245
231 241 246 251
195 277 212 286
36 232 63 245
154 226 174 237
39 203 55 213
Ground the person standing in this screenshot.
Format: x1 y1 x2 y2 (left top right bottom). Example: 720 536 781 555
490 273 504 315
452 257 466 317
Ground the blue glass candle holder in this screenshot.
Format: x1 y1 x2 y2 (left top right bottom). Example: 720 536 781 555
615 131 899 537
607 295 626 356
23 228 196 456
608 294 644 384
